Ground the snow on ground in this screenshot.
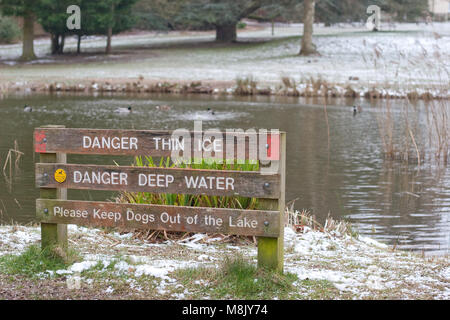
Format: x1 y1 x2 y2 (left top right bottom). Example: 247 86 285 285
0 225 40 254
284 227 449 299
1 23 449 96
0 224 448 299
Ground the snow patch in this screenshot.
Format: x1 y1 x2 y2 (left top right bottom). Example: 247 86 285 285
69 261 98 273
358 236 388 249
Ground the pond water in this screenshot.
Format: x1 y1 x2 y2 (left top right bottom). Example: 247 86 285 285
0 93 448 255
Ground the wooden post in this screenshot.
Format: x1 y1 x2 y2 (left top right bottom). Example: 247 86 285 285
38 125 68 251
257 132 286 273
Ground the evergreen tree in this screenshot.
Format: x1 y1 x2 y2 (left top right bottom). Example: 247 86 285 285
177 0 272 42
35 0 138 55
105 0 139 54
132 0 187 31
373 0 427 22
34 0 78 54
0 0 40 61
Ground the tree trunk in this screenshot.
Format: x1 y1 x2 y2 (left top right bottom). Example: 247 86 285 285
58 35 65 54
20 12 37 61
77 35 82 54
299 0 317 56
51 34 66 55
51 34 60 55
106 27 112 54
106 3 114 54
215 23 237 42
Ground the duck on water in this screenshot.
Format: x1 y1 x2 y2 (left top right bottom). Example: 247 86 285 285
115 106 132 114
353 105 362 115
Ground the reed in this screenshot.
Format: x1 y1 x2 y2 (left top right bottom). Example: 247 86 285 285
284 199 355 237
2 140 24 191
115 156 259 242
375 96 448 165
234 76 258 95
425 99 449 164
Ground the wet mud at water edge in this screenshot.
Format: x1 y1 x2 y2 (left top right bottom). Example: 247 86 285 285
0 93 448 255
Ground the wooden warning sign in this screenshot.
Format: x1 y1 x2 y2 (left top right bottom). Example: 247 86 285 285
35 126 286 272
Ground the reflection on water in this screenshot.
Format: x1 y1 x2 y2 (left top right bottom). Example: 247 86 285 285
0 93 448 255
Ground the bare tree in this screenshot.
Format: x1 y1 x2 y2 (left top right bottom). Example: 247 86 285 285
299 0 317 55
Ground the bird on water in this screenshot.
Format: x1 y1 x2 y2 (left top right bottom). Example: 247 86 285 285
115 106 132 113
23 105 32 112
353 105 362 116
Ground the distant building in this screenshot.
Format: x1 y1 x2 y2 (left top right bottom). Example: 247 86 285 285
429 0 449 20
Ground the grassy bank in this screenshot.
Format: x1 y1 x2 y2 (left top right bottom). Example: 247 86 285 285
1 23 449 100
0 220 448 300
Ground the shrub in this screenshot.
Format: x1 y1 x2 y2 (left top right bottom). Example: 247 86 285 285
0 16 21 44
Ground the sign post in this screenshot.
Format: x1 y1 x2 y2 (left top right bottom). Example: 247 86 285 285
257 132 285 272
36 125 68 250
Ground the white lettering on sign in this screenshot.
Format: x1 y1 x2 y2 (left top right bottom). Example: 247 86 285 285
138 174 174 187
195 138 223 152
184 176 234 190
126 209 155 224
83 136 138 150
66 171 236 191
47 205 262 234
203 215 223 226
53 206 88 219
153 138 184 151
73 171 128 185
160 212 181 224
229 216 258 228
153 137 224 153
93 208 122 222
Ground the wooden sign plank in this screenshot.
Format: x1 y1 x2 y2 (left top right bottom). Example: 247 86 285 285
36 199 280 238
36 163 280 199
34 128 280 160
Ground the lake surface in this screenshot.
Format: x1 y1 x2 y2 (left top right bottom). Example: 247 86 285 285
0 93 448 255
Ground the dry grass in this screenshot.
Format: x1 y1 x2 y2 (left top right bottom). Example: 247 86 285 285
284 199 355 237
125 198 356 243
5 76 446 100
376 97 449 164
234 76 258 95
426 99 449 164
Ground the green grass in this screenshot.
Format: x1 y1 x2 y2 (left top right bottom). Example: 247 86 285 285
0 245 79 278
174 254 298 299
